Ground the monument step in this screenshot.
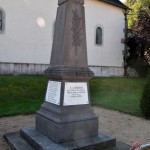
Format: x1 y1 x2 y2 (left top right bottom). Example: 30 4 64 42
104 141 130 150
4 132 34 150
4 128 130 150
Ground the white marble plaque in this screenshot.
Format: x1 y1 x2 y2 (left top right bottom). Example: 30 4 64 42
45 81 61 105
63 82 89 106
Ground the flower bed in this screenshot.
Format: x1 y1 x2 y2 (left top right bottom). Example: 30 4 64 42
140 144 150 150
131 141 150 150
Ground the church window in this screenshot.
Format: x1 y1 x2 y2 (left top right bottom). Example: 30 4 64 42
96 27 102 45
0 9 4 32
0 10 3 31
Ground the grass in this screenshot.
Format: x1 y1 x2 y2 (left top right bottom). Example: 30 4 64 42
0 76 147 117
90 77 147 116
0 76 47 117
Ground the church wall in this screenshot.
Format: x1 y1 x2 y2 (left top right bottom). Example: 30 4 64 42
0 0 125 76
85 0 125 67
0 0 56 64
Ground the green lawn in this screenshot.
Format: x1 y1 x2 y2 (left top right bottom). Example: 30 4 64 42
90 77 147 116
0 76 147 117
0 76 47 117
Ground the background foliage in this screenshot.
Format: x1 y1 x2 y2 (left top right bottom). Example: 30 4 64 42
140 77 150 118
125 0 150 77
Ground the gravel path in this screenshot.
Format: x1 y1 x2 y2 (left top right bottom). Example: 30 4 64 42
0 107 150 150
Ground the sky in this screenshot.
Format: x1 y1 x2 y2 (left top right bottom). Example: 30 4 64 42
120 0 126 3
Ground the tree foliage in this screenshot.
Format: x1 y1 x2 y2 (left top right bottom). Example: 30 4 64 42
125 0 150 77
126 0 150 27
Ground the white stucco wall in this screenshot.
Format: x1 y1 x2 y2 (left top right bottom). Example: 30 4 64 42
0 0 57 64
0 0 125 75
85 0 125 67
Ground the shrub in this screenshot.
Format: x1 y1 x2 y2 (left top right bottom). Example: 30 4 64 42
140 78 150 118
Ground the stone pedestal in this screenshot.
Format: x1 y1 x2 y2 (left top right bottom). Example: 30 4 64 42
36 67 98 143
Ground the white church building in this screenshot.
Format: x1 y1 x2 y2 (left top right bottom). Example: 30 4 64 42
0 0 128 76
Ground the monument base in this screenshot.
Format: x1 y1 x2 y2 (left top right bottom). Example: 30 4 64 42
4 127 130 150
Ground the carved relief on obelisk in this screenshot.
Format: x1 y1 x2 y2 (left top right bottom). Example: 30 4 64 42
71 9 83 55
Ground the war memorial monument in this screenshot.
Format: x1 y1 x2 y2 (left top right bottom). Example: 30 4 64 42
4 0 130 149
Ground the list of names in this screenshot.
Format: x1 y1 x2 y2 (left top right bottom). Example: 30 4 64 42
45 81 61 105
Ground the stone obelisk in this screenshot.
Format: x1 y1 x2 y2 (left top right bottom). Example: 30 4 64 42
36 0 98 143
5 0 132 149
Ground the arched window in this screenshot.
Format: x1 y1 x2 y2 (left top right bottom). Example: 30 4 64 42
96 27 102 45
0 10 2 30
0 8 4 32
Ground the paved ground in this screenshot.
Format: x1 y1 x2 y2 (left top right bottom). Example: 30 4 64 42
0 107 150 150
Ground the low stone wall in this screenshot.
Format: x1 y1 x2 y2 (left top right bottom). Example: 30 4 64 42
0 62 48 75
0 62 124 77
89 66 124 77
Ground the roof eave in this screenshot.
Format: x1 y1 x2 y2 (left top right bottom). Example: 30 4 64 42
100 0 129 10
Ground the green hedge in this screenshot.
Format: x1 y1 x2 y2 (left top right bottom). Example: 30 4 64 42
140 78 150 118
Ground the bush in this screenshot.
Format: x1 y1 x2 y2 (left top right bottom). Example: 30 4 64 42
140 78 150 118
131 59 149 77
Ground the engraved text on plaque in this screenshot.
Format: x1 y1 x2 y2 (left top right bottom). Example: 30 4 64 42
45 81 61 105
64 82 89 106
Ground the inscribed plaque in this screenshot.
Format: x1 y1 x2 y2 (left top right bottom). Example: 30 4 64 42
45 81 61 105
63 82 89 106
